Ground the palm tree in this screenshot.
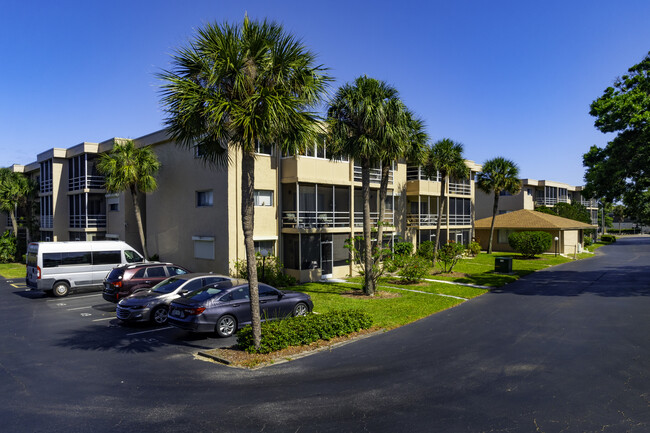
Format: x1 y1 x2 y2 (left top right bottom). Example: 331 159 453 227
613 204 625 233
158 17 330 349
422 139 470 267
0 168 33 236
328 76 422 295
97 139 160 259
476 157 521 254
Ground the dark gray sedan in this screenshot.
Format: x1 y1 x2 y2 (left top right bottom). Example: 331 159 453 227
167 280 313 337
116 273 232 325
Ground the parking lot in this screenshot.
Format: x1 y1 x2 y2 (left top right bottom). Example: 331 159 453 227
2 278 237 356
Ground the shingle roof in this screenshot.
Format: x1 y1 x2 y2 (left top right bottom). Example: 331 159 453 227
474 209 596 230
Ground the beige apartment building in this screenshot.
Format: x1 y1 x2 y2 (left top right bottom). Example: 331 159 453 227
475 178 599 225
4 129 482 282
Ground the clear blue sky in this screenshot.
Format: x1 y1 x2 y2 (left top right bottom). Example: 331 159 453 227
2 0 649 186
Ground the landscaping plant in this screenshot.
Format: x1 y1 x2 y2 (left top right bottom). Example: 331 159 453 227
232 253 297 288
436 241 466 273
0 231 16 263
508 231 553 258
399 255 430 283
467 241 481 257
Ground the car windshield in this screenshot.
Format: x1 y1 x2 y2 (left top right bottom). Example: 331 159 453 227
152 277 187 294
185 287 226 302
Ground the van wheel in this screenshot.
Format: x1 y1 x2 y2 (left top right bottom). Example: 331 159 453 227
53 282 70 297
151 306 168 325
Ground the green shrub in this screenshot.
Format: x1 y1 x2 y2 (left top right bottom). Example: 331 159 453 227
467 241 481 256
416 241 435 261
583 235 593 247
508 231 553 258
436 241 466 273
601 234 617 243
393 241 413 257
399 255 430 283
237 309 373 354
0 231 16 263
232 253 297 287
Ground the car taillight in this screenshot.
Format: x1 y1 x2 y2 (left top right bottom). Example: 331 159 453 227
113 281 122 288
185 307 206 316
37 266 41 280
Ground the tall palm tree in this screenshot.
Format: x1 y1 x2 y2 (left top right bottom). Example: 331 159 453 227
158 17 330 349
97 139 160 259
0 168 33 236
328 76 420 295
422 139 470 267
476 157 521 254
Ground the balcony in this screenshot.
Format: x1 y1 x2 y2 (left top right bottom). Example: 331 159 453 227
353 211 394 228
353 165 393 184
69 175 104 191
448 182 471 195
69 214 107 229
406 214 470 227
580 199 598 208
40 216 53 229
282 211 350 229
40 179 53 194
535 197 569 206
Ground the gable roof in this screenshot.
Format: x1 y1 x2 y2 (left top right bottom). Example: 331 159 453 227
474 209 596 230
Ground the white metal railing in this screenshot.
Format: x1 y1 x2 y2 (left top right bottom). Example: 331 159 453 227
447 214 472 225
69 175 104 191
41 216 53 229
581 200 598 208
69 214 107 228
282 211 350 228
536 198 557 206
353 166 393 183
40 179 53 193
406 166 440 182
353 211 394 227
448 183 471 195
407 213 442 227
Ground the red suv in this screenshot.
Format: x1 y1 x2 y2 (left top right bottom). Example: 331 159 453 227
102 263 190 303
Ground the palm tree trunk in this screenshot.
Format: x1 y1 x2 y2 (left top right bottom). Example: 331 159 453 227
130 187 149 259
241 151 262 348
362 158 374 296
9 209 18 237
376 163 390 271
433 176 447 268
487 192 500 255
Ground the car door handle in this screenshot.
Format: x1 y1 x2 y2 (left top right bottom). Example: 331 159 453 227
145 280 152 284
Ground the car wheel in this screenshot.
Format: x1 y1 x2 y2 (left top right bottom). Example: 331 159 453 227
216 315 237 338
292 302 309 317
151 306 168 325
52 282 70 297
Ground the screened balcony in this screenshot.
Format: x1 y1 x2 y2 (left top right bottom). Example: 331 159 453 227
353 162 393 183
282 183 350 228
353 188 394 228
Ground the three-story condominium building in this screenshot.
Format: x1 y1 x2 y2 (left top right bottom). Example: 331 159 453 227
475 178 599 225
3 129 482 282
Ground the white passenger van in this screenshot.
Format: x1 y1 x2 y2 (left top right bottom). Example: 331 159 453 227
26 241 145 297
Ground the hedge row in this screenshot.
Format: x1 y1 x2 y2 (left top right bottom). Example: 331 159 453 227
237 309 373 354
601 234 617 243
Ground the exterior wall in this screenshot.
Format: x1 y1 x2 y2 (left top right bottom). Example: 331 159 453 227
143 136 230 274
475 228 582 255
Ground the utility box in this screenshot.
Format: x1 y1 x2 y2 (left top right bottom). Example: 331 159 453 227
495 257 512 273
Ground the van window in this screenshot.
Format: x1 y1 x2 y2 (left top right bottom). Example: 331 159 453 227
43 253 62 268
62 251 91 265
93 251 121 265
124 250 142 263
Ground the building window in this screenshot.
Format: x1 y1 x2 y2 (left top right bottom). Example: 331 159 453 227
255 141 274 156
192 236 215 259
254 240 275 255
497 229 513 244
196 190 213 207
109 203 119 212
254 190 273 207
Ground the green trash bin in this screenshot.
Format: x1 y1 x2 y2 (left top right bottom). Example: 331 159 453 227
495 257 512 273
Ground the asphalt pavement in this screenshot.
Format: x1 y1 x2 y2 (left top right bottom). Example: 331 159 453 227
1 236 649 432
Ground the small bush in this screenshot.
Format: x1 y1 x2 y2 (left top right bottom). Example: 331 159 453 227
508 231 553 258
601 234 617 243
393 241 413 257
237 309 373 354
399 255 430 283
467 241 481 256
436 241 466 273
0 231 16 263
583 235 593 247
232 253 297 288
416 241 435 261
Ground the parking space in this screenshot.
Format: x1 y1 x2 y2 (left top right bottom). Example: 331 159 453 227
2 279 237 353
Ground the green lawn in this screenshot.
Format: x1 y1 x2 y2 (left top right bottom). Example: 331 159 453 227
0 263 26 279
294 281 469 329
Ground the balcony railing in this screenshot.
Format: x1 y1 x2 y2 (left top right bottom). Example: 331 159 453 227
41 216 53 229
406 214 470 227
69 175 105 191
282 211 350 228
580 199 598 208
448 182 471 195
353 166 393 183
406 166 441 182
353 211 394 227
40 179 53 194
535 198 569 206
69 214 107 228
447 215 472 225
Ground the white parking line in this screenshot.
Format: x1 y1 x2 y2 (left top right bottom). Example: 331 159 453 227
66 306 92 311
126 327 174 336
92 317 114 322
46 293 103 302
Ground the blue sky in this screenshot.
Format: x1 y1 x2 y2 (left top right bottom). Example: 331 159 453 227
1 0 649 186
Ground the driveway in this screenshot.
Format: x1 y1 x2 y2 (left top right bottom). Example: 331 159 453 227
1 236 649 432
